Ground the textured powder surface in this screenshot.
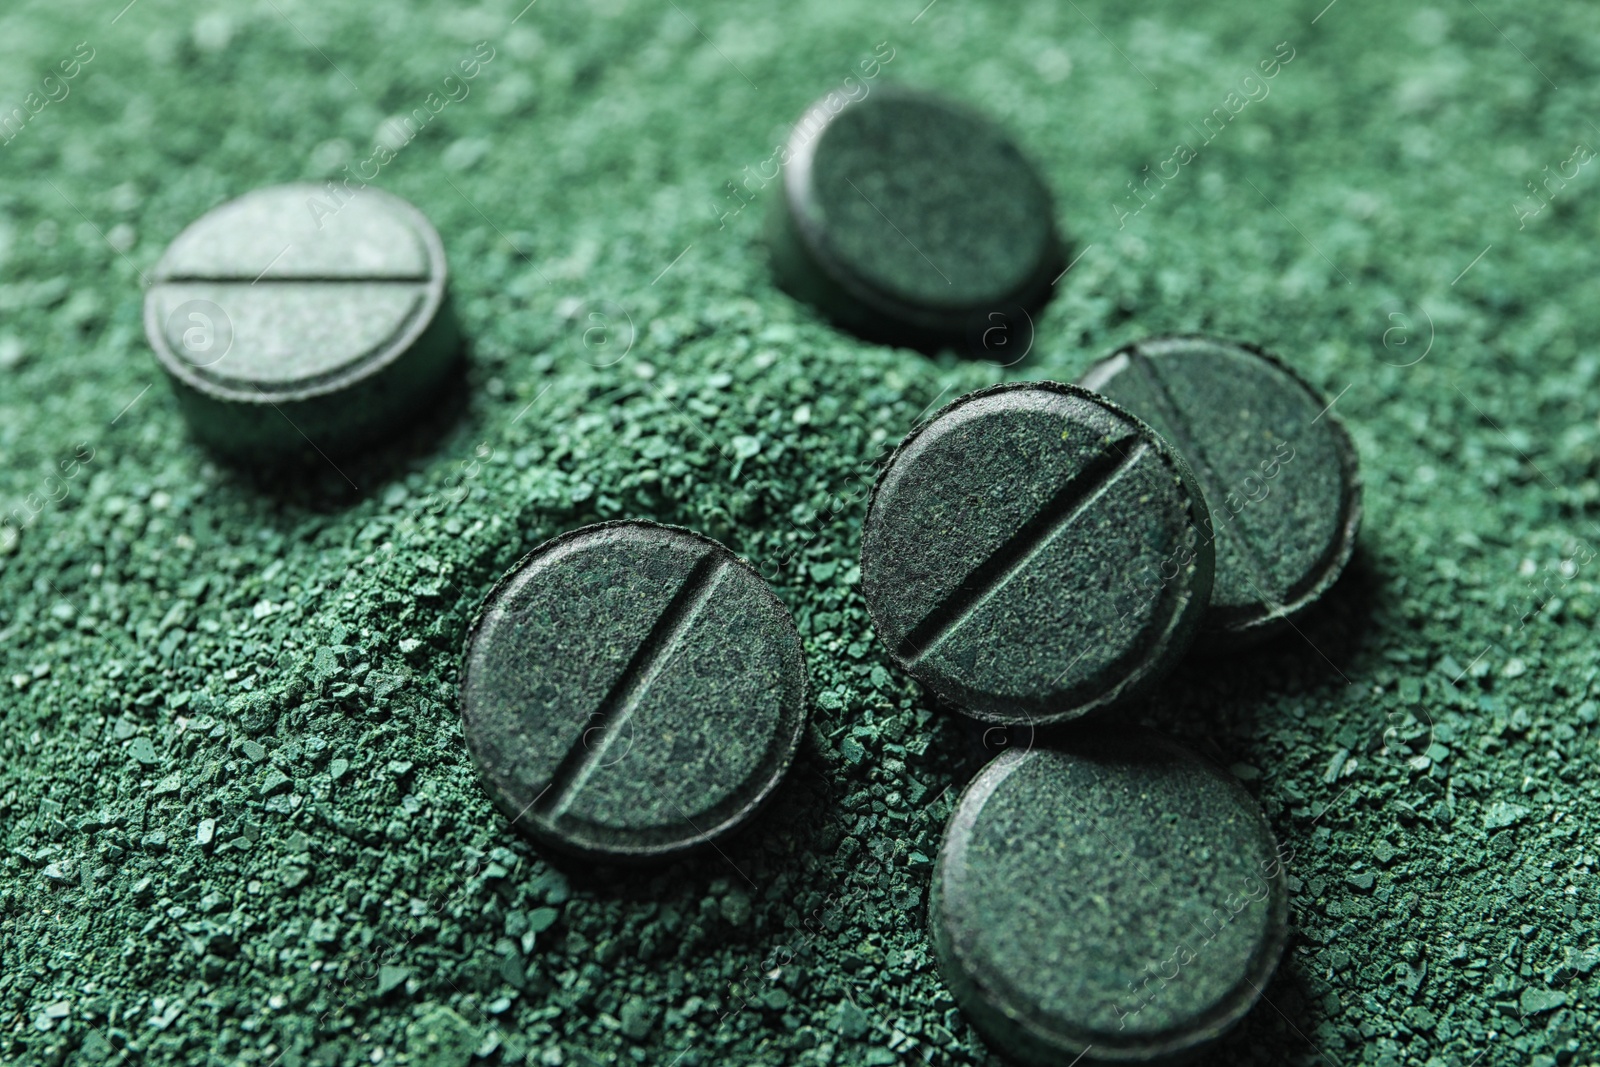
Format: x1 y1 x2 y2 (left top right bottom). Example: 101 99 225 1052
461 522 807 859
2 1 1600 1065
932 738 1286 1063
1080 337 1361 643
860 382 1212 723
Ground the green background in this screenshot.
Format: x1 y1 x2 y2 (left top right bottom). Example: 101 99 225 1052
1 0 1596 1064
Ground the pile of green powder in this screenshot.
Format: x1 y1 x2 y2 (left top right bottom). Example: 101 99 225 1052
2 1 1598 1064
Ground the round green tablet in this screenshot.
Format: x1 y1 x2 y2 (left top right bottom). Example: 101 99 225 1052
144 183 459 459
860 382 1213 726
459 521 809 862
931 733 1289 1066
1079 336 1362 646
766 86 1063 350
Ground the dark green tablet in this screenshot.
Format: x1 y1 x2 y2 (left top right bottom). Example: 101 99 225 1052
144 184 459 460
860 381 1212 725
1080 336 1362 646
766 86 1063 352
459 521 809 862
931 732 1289 1065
